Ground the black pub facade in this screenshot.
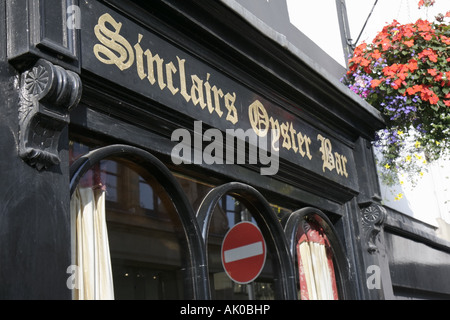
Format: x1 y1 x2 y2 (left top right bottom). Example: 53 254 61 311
1 0 449 300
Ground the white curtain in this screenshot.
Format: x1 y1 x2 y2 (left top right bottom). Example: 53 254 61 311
70 187 114 300
297 223 338 300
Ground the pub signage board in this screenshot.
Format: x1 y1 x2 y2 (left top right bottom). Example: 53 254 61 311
79 0 358 190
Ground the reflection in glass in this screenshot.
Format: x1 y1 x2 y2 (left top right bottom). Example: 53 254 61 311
210 195 274 300
173 175 277 300
70 142 187 299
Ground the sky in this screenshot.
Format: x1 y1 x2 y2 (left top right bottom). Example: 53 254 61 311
287 0 449 66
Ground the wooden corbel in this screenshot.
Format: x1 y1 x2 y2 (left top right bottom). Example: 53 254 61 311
360 203 387 254
18 59 82 170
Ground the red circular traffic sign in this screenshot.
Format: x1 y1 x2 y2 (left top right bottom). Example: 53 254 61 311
221 221 267 284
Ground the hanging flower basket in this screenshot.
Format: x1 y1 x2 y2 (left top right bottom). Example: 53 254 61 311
344 11 450 186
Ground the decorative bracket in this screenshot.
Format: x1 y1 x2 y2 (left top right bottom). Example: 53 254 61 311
360 203 386 254
18 59 82 170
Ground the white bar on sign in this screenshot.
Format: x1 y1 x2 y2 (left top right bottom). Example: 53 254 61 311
224 241 264 263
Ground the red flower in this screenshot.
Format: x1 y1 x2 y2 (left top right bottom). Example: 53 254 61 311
444 100 450 107
418 48 438 62
441 35 450 45
371 79 383 88
428 69 437 76
371 49 382 60
406 84 423 95
403 39 415 47
420 86 439 104
416 19 433 32
420 32 433 41
417 0 436 8
391 78 406 90
429 95 439 105
380 38 392 51
360 58 371 67
434 72 443 82
406 59 418 72
397 70 408 81
353 42 367 56
401 24 416 38
383 64 399 77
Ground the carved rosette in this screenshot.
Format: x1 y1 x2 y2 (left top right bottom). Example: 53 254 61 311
18 59 82 170
360 203 386 254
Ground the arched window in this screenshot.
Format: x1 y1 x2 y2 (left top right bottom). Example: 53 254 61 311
284 207 351 300
196 182 297 300
296 218 338 299
69 143 208 300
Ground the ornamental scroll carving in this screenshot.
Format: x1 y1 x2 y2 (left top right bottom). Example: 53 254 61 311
360 204 386 254
18 59 82 170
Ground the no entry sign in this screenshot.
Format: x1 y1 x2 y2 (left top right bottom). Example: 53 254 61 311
221 221 267 284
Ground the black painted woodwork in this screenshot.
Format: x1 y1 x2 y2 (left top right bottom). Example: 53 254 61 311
1 0 449 300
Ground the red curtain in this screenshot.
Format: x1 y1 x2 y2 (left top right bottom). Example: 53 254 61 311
297 220 338 300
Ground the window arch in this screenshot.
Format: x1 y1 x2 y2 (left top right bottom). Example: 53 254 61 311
283 207 351 300
70 144 209 299
196 182 298 300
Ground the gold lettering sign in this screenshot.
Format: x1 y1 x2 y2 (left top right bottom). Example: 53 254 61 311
91 12 351 180
94 13 134 70
93 13 238 126
317 134 348 177
249 100 313 161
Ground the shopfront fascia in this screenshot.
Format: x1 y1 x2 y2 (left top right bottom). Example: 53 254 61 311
2 0 388 299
